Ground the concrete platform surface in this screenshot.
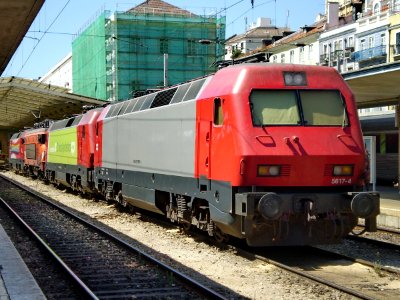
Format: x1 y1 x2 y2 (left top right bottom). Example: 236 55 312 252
376 186 400 229
0 225 45 300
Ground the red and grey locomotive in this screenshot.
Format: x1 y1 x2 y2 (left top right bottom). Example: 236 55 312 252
10 64 380 246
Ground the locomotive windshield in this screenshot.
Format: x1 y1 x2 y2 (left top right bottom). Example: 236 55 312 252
250 90 348 126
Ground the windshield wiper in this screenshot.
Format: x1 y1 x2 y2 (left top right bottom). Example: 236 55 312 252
342 107 346 128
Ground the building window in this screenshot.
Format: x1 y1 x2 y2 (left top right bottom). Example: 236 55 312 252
308 44 313 60
187 40 196 55
240 42 244 50
380 33 386 46
348 36 354 48
368 36 374 48
395 0 400 11
373 3 380 14
395 32 400 55
334 40 339 51
160 39 168 53
272 55 277 63
360 38 366 50
290 50 294 63
280 53 285 63
299 47 304 63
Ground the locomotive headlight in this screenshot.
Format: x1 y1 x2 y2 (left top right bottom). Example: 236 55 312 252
258 193 283 220
258 165 281 177
283 71 307 86
333 165 353 176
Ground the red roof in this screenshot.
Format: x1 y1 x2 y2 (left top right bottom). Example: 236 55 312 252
127 0 195 17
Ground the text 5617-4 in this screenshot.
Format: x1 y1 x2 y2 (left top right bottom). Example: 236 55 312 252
331 178 352 185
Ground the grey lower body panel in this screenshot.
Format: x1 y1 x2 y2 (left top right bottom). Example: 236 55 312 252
95 167 380 246
46 162 92 190
94 166 234 223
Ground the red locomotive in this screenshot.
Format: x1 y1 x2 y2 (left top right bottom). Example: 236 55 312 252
10 64 380 246
9 131 25 172
20 123 50 178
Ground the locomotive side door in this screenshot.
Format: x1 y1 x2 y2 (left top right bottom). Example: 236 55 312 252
197 119 212 192
78 125 83 164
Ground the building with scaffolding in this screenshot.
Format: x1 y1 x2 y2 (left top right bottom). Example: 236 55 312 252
72 0 225 102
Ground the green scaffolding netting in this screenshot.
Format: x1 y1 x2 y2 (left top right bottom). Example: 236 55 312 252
72 10 225 101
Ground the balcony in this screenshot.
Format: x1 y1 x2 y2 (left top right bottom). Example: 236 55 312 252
319 49 355 66
320 54 329 66
352 45 387 68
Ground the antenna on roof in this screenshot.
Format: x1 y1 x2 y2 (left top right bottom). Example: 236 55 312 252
285 10 289 29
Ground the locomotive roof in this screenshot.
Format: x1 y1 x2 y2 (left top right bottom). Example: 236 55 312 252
49 107 103 131
101 63 347 120
103 75 212 119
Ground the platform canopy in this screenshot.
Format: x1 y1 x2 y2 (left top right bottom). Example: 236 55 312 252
0 77 106 129
0 0 45 75
343 61 400 109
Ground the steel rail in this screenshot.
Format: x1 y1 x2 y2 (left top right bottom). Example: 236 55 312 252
5 173 396 299
349 225 400 256
356 223 400 235
0 195 99 300
0 173 228 300
235 247 377 300
311 245 400 275
347 234 400 253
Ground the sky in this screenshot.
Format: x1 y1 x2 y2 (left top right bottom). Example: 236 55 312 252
3 0 326 80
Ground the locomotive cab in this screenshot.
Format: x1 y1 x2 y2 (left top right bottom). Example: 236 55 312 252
198 64 380 246
9 132 25 172
23 127 49 178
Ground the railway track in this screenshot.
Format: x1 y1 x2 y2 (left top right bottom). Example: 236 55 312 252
1 172 399 299
351 224 400 244
240 243 400 300
0 175 229 299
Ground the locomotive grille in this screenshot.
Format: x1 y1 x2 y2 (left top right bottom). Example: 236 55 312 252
324 165 333 176
183 78 207 101
280 165 291 176
151 87 178 108
170 83 191 104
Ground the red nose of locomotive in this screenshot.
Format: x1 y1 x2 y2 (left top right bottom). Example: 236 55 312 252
238 127 365 188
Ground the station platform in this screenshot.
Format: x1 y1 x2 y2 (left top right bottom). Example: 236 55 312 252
0 224 45 300
376 186 400 229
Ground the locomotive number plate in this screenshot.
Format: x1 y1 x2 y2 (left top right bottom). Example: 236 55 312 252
331 178 352 185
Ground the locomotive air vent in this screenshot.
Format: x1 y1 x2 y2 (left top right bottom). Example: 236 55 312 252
150 87 178 108
104 75 211 118
324 165 333 176
280 165 291 176
132 96 147 112
183 78 207 101
71 115 83 126
170 83 191 104
117 101 130 116
110 102 125 118
125 98 138 113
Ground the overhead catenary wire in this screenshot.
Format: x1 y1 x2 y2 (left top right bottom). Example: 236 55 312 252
16 0 72 76
227 0 275 27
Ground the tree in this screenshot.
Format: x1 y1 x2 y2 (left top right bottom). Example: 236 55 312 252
231 49 242 59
